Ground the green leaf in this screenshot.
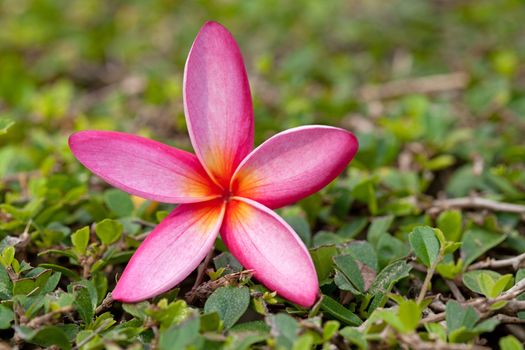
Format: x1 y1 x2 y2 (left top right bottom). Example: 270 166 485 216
334 270 360 295
310 245 337 285
95 219 123 245
477 272 512 298
461 228 506 267
71 226 90 255
292 334 314 350
436 257 463 279
13 269 52 296
344 240 378 271
204 286 250 329
320 295 362 326
377 233 409 269
333 254 365 293
39 263 79 280
492 274 513 297
0 305 14 329
267 314 299 350
397 300 421 333
445 300 479 333
500 335 524 350
463 270 503 295
200 312 221 332
408 226 440 267
0 246 15 267
339 327 368 350
0 118 14 135
103 189 134 217
147 299 190 329
159 317 202 350
368 260 412 296
27 326 71 350
367 215 394 247
478 272 496 298
425 322 447 342
322 320 340 341
437 210 462 242
74 286 94 324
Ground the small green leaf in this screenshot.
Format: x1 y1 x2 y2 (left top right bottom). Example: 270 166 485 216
437 210 462 242
71 226 90 255
0 118 14 135
322 320 340 341
344 240 378 271
204 286 250 329
310 245 337 285
95 219 123 245
103 189 134 217
74 286 94 324
500 335 524 350
425 322 447 342
408 226 440 267
159 317 201 350
339 327 368 350
333 254 365 293
436 257 463 279
320 295 362 326
478 272 496 298
461 228 506 267
367 215 394 248
492 274 513 297
368 260 412 296
445 300 479 333
0 305 14 329
463 270 503 295
292 334 314 350
200 312 221 332
27 326 71 350
267 314 299 350
397 300 421 333
1 246 15 267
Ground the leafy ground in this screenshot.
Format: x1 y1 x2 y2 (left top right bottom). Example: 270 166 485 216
1 0 525 349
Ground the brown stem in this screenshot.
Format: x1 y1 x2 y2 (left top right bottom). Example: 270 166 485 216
186 249 215 303
468 252 525 271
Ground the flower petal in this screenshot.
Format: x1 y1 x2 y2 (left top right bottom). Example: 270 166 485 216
183 21 254 188
231 125 358 209
221 197 318 307
69 130 220 203
112 200 225 302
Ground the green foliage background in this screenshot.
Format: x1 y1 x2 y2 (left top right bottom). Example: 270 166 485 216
1 0 525 349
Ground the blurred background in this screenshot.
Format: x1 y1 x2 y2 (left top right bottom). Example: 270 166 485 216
1 0 524 232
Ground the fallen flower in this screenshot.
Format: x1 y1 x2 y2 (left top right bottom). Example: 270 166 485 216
69 21 358 307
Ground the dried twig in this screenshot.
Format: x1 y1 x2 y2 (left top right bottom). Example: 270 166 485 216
398 333 489 350
429 196 525 215
26 306 74 328
185 270 254 302
468 252 525 271
95 293 114 314
186 249 215 304
445 279 465 302
422 277 525 324
359 72 469 101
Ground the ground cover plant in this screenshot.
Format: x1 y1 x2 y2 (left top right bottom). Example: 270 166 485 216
1 0 525 349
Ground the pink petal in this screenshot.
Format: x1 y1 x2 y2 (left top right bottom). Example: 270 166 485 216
69 130 221 203
231 125 358 209
183 21 254 188
112 200 226 302
221 197 319 307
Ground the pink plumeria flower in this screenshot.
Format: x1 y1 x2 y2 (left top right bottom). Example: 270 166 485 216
69 21 358 307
